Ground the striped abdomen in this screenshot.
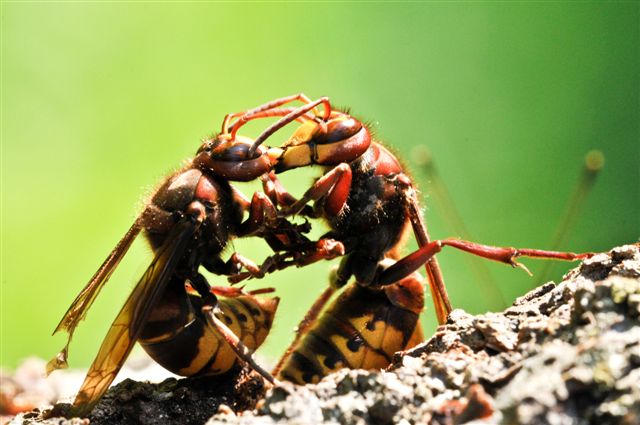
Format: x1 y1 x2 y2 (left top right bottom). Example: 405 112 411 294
277 275 424 385
139 281 278 377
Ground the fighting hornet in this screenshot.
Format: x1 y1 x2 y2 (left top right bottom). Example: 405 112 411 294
276 262 426 384
46 102 336 414
225 94 593 382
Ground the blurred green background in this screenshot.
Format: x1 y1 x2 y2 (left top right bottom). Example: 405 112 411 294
2 3 638 370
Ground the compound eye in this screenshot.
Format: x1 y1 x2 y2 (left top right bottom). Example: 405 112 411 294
217 142 258 161
312 116 370 165
193 135 272 181
210 135 264 162
315 117 363 145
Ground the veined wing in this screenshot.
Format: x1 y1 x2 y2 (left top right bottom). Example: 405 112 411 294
70 219 197 415
47 220 142 374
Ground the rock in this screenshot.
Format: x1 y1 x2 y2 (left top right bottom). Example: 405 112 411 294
6 244 640 425
6 366 266 425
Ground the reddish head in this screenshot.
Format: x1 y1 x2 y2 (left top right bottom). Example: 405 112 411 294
273 111 372 173
193 135 277 182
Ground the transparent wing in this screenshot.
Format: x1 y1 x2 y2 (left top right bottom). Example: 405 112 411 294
47 220 143 374
70 219 197 415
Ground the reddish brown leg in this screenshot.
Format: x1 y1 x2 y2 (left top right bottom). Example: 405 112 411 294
186 282 276 298
400 175 452 325
272 284 337 377
233 183 312 243
228 252 268 279
236 191 279 236
208 285 275 298
278 163 352 217
228 239 345 284
244 287 277 296
228 164 352 284
294 239 346 266
261 172 300 208
202 304 277 385
230 179 340 283
377 238 593 289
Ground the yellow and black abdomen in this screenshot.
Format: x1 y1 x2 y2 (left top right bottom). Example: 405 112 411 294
277 281 423 385
139 281 278 377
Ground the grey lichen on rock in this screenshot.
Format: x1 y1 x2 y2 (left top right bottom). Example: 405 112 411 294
8 244 640 425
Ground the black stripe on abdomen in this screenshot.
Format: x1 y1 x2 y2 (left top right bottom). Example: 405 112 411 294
139 316 205 375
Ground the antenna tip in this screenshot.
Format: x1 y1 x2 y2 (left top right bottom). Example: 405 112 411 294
584 150 605 172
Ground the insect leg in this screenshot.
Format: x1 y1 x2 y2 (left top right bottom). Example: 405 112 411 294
206 285 275 298
272 279 338 376
236 191 278 236
228 252 269 278
261 172 299 207
188 273 277 384
277 163 352 217
227 238 345 284
202 304 278 385
377 239 593 288
235 187 312 238
399 174 452 325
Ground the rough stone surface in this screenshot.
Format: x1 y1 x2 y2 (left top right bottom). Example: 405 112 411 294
6 244 640 425
6 366 266 425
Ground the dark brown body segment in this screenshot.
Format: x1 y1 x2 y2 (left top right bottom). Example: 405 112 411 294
327 145 410 285
139 282 278 377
